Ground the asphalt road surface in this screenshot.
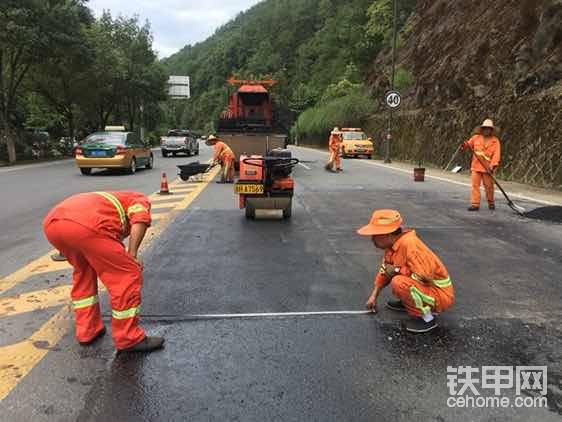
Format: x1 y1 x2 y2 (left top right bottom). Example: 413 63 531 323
1 145 561 421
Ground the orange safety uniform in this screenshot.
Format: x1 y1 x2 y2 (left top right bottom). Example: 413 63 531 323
464 134 501 207
374 230 454 317
327 133 342 170
43 191 151 350
213 141 235 181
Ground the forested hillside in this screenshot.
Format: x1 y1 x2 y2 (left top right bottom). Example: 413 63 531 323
163 0 415 134
165 0 561 188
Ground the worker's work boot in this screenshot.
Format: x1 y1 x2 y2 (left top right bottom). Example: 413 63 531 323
386 299 406 312
51 252 67 262
119 336 165 354
336 168 343 172
79 327 106 346
488 203 495 210
216 180 226 184
406 317 438 333
467 206 479 211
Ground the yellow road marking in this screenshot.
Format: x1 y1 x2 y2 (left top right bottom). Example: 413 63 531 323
151 213 166 221
0 305 72 401
148 195 184 203
0 165 219 401
0 286 72 318
175 167 220 210
151 202 178 210
167 186 197 193
0 252 71 296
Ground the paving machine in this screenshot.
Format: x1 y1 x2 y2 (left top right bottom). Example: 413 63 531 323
235 148 299 219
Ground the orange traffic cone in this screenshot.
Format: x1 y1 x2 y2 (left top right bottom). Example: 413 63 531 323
159 172 172 195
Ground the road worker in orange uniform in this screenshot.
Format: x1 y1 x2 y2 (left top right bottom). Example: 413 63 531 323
207 134 235 183
325 127 343 173
358 210 454 333
43 191 164 353
461 118 501 211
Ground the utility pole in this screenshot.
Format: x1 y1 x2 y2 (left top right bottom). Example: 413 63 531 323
385 0 398 163
140 103 145 143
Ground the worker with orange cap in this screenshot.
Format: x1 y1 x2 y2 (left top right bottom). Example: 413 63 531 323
358 209 454 333
461 118 501 211
207 134 235 183
43 191 165 353
325 127 343 173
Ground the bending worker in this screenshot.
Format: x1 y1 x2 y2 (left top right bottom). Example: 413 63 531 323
358 209 454 333
43 191 164 353
207 134 235 183
461 118 501 211
325 127 343 173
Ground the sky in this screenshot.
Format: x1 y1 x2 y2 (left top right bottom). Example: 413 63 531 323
88 0 262 58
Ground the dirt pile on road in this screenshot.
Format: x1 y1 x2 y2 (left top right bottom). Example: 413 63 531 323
366 0 562 189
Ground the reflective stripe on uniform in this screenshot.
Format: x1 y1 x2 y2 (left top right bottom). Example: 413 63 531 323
127 204 148 217
112 306 140 320
433 277 452 288
410 286 434 315
72 295 99 310
94 192 126 233
475 151 491 161
412 273 452 288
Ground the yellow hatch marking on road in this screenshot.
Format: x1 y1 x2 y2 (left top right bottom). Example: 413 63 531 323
150 213 167 221
175 167 220 210
0 305 73 401
0 252 71 296
0 169 218 402
0 286 72 318
151 202 179 210
0 283 106 318
148 195 184 203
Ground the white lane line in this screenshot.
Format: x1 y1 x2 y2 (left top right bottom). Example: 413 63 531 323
298 162 311 170
292 146 561 207
158 311 373 319
0 159 73 174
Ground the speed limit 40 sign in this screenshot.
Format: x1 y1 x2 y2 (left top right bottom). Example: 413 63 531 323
385 90 401 109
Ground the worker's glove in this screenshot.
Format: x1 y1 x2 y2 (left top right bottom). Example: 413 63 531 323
460 141 469 151
379 263 400 278
384 264 400 278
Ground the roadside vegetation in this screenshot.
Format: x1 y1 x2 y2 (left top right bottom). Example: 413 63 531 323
0 1 167 164
163 0 416 141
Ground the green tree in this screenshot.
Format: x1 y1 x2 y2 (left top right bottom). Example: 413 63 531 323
0 0 90 163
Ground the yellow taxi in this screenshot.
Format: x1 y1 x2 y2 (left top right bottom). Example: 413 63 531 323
340 128 374 159
75 127 154 175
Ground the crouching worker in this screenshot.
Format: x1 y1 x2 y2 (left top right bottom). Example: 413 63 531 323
357 209 454 333
43 191 165 353
206 134 235 183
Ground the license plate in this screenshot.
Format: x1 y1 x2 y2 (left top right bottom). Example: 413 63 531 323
235 184 264 194
90 150 106 157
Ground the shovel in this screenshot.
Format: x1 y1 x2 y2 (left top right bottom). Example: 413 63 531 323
468 146 526 215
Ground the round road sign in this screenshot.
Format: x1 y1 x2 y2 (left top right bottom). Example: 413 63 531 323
385 91 401 109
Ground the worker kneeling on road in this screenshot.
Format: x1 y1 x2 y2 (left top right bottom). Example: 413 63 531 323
325 127 343 173
43 191 164 353
206 134 235 183
461 118 501 211
358 210 454 333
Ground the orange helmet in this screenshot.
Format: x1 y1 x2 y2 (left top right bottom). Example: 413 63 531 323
357 209 402 236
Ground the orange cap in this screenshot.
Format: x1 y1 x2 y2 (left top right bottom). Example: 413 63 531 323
357 209 402 236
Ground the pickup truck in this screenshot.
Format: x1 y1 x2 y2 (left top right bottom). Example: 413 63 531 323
160 129 199 157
